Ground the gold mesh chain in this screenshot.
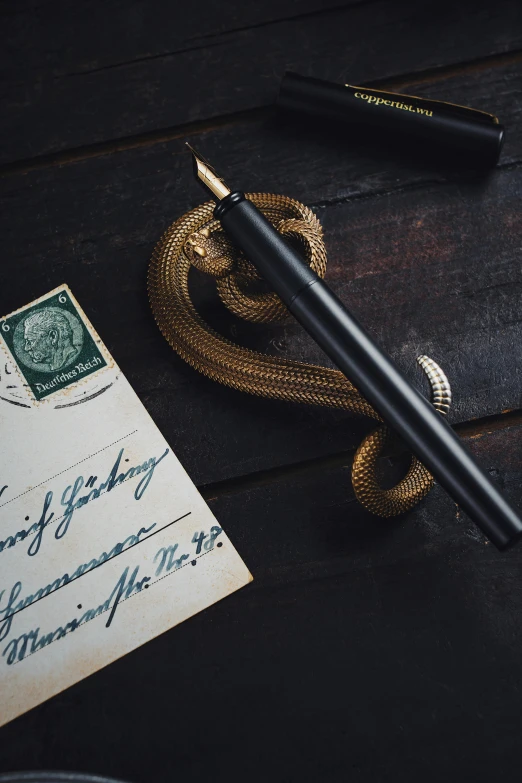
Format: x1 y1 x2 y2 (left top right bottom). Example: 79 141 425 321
148 193 438 517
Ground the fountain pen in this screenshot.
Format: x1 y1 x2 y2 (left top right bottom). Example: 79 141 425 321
188 143 522 550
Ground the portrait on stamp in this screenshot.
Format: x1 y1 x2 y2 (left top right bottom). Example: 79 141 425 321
13 306 84 373
1 288 107 401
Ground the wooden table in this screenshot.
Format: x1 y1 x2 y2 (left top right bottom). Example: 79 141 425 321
1 1 522 780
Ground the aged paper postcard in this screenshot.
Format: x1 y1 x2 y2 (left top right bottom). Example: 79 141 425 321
0 285 252 727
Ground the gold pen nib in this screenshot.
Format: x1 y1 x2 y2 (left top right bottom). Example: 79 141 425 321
186 142 231 201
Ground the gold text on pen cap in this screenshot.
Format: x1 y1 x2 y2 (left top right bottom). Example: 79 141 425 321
350 90 433 117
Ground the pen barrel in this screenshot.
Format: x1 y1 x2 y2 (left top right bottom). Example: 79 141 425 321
215 192 522 549
277 72 504 165
291 282 522 549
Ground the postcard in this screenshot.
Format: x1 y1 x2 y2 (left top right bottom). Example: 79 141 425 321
0 285 252 727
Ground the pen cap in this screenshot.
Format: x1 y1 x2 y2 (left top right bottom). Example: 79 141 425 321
277 72 504 166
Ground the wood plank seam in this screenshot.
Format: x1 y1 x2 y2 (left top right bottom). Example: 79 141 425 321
307 159 522 209
181 0 378 43
199 408 522 502
61 0 377 78
2 50 521 177
374 48 522 91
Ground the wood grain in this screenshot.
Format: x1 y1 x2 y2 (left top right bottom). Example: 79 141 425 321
1 61 521 485
2 0 522 779
0 424 521 782
2 0 522 163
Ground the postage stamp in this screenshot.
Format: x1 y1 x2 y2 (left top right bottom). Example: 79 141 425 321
0 286 107 401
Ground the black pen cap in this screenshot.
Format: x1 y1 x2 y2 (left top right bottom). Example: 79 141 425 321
277 72 504 166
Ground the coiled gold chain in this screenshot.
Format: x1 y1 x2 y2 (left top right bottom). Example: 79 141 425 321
148 194 451 517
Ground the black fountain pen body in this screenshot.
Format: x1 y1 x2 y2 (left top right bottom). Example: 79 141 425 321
188 144 522 550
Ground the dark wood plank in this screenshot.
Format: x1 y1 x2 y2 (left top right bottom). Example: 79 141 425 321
1 62 521 485
1 0 352 76
206 423 522 582
2 0 522 163
1 424 521 782
3 3 522 780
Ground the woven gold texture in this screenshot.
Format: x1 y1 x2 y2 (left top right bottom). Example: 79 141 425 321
148 194 452 517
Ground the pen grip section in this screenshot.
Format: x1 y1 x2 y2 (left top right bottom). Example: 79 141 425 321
215 192 319 303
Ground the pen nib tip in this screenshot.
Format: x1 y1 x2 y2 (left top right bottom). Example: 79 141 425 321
185 142 231 201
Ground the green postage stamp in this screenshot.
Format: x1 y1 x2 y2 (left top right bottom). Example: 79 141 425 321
0 286 107 401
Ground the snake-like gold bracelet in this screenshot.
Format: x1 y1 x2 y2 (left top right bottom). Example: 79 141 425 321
148 193 451 517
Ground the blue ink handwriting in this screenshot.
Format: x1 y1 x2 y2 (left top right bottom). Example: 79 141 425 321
191 526 222 555
154 526 221 577
0 446 169 557
1 522 220 667
0 523 155 642
2 565 150 665
58 447 169 543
